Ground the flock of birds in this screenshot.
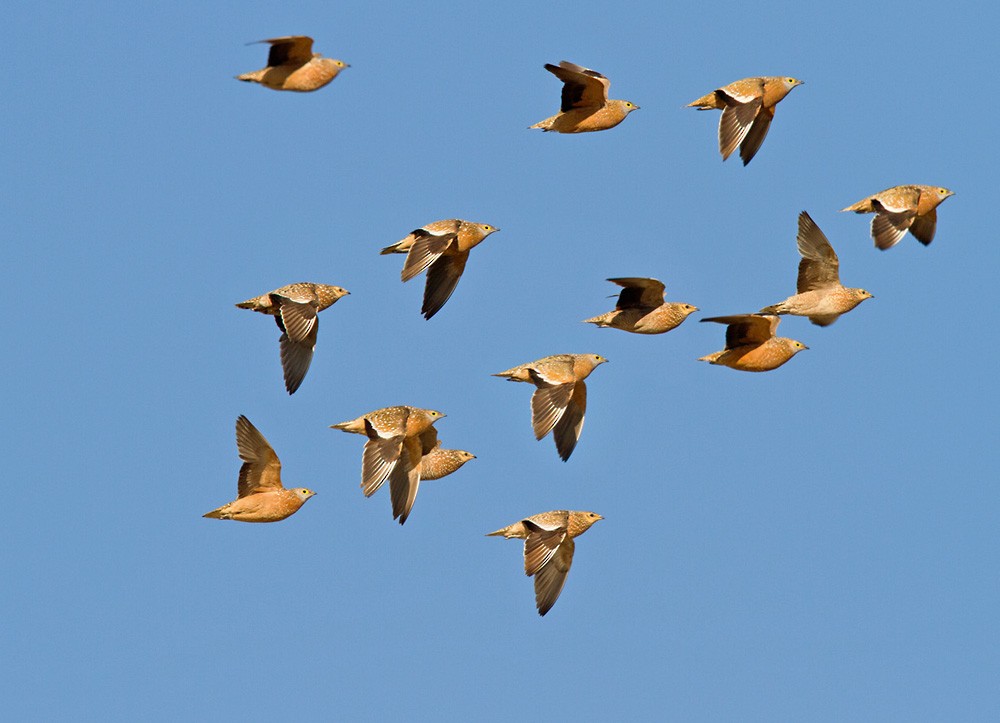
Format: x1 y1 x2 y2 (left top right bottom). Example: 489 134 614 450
204 36 955 616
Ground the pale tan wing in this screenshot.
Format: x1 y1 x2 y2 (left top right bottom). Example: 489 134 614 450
275 296 319 343
421 251 469 320
534 536 575 616
701 314 778 347
608 277 665 309
522 519 568 576
259 36 314 66
738 105 773 165
401 232 457 282
909 208 937 245
870 201 914 250
235 415 283 497
796 211 840 291
552 381 586 462
388 435 423 525
546 61 610 110
361 419 403 497
719 98 761 160
528 376 575 440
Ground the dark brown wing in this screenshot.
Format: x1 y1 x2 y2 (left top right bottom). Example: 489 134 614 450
608 277 665 309
545 61 610 110
421 252 469 320
258 36 314 66
701 314 778 347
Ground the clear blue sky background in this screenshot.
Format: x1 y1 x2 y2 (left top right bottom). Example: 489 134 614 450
3 1 997 720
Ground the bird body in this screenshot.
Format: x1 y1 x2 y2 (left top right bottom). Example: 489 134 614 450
204 416 315 523
237 36 347 92
494 354 607 461
688 76 802 164
237 283 349 395
530 61 638 133
584 277 697 334
383 219 499 319
841 185 954 249
487 510 603 616
759 212 872 326
699 314 806 372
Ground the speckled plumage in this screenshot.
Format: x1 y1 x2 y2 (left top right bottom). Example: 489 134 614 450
759 212 873 326
841 185 954 250
493 354 608 461
236 36 348 92
487 510 603 616
382 219 499 320
237 282 349 395
699 314 807 372
333 406 446 524
584 277 698 334
689 76 802 164
530 61 638 133
203 416 315 522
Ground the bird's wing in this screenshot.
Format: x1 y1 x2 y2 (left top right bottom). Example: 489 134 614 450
718 98 762 161
421 251 469 320
533 536 575 616
795 211 841 291
545 61 610 110
552 381 586 462
401 232 457 282
235 415 283 496
909 208 937 245
738 105 773 165
278 330 315 395
389 435 423 524
258 36 314 66
870 200 915 250
608 277 665 308
528 374 575 440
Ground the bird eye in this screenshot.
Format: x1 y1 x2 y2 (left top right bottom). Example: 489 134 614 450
939 188 948 194
482 225 491 231
787 77 795 83
625 102 633 107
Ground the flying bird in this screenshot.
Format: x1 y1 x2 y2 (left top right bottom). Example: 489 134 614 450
688 76 803 164
236 36 348 92
699 314 807 372
381 219 499 320
760 212 873 326
203 416 315 522
530 61 639 133
584 277 698 334
487 510 603 616
236 283 349 395
841 185 954 250
493 354 608 461
332 406 447 524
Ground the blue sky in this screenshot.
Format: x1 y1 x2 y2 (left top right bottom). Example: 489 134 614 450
3 1 998 720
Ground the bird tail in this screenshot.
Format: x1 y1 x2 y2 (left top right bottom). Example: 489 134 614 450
329 418 366 435
840 199 872 213
583 312 614 327
528 115 555 131
491 366 530 382
697 352 722 364
203 508 225 519
235 71 264 83
380 241 405 255
687 91 722 109
758 303 783 315
485 526 512 537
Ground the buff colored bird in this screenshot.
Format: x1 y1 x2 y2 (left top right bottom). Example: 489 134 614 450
530 61 639 133
487 510 603 616
493 354 608 461
841 185 954 250
699 314 807 372
236 36 348 92
688 76 803 164
331 415 474 479
333 406 446 524
381 219 499 320
584 277 698 334
203 416 315 522
760 212 873 326
237 283 349 395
